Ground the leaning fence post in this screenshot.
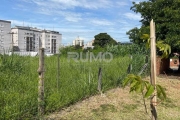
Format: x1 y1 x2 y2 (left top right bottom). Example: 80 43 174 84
98 67 102 93
37 48 45 119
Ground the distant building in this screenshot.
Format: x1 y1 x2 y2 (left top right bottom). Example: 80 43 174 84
11 26 62 54
72 36 84 46
83 40 94 49
0 20 11 53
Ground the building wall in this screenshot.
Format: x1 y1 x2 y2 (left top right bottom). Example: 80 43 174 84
11 26 61 54
11 28 41 52
0 20 11 52
50 32 61 54
72 37 84 46
41 31 61 54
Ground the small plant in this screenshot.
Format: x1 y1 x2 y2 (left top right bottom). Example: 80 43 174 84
122 74 166 114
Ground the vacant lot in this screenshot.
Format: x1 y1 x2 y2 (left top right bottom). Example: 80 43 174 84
0 54 147 119
46 77 180 120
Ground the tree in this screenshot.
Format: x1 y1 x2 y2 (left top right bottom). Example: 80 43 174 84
93 33 117 47
127 0 180 71
127 0 180 52
126 26 149 45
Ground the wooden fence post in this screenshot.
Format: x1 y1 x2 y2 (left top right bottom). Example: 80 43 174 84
37 48 45 119
98 67 102 93
150 19 157 120
127 55 132 74
130 55 132 71
57 53 60 91
89 67 91 84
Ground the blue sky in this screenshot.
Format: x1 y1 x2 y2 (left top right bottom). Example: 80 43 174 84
0 0 145 45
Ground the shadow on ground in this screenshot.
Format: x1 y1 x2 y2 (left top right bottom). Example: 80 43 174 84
158 68 180 79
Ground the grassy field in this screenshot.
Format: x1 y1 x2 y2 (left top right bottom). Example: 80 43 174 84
0 53 148 119
46 77 180 120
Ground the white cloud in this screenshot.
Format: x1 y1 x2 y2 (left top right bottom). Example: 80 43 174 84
58 11 82 22
90 19 113 26
130 0 148 4
36 7 83 22
58 0 113 9
116 1 128 6
22 0 113 10
124 13 141 20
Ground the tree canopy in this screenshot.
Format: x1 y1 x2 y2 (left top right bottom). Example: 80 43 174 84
127 0 180 52
93 33 117 47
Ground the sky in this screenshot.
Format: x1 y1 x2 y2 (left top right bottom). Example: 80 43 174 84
0 0 145 45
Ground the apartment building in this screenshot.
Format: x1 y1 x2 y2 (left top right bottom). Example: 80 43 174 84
11 26 62 54
83 40 94 49
41 30 61 54
11 26 41 52
72 36 84 46
0 20 11 52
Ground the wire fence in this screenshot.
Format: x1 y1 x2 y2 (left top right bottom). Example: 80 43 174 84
0 47 150 119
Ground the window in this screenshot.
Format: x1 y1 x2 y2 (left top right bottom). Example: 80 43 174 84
51 39 56 54
26 37 35 51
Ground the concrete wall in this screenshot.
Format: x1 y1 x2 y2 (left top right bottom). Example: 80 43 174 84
0 20 11 52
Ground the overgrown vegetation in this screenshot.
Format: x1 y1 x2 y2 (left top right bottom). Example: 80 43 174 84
0 44 149 119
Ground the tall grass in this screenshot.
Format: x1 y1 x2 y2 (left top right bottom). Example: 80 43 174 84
0 52 148 119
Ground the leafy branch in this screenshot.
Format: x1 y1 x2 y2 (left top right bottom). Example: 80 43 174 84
122 74 166 113
140 34 171 58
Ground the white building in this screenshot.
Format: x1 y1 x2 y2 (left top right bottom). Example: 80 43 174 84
83 40 94 49
41 30 62 54
11 26 41 52
72 36 84 46
0 20 11 53
11 26 62 54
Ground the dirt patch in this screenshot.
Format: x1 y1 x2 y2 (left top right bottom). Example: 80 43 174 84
46 77 180 120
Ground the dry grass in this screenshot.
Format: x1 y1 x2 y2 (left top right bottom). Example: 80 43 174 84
46 77 180 120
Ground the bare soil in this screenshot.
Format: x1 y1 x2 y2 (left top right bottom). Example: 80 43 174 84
46 77 180 120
